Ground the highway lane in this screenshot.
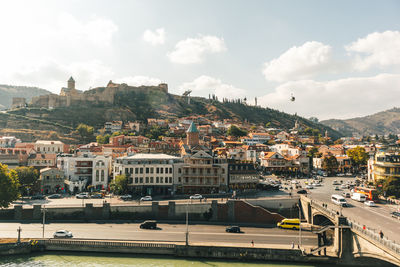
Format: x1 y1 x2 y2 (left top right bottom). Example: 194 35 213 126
0 223 317 247
304 176 400 243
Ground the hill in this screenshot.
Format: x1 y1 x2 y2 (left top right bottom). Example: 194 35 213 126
0 85 51 109
5 88 342 141
321 108 400 136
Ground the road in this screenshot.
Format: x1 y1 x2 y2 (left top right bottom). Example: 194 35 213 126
0 222 317 248
302 176 400 244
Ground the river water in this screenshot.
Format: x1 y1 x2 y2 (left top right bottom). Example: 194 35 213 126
0 252 338 267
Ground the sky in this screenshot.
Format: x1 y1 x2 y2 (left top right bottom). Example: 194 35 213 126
0 0 399 120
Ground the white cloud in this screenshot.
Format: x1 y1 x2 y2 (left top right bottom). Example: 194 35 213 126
262 41 333 82
179 75 246 99
143 28 166 46
168 35 226 64
115 76 162 86
258 73 400 120
346 31 400 71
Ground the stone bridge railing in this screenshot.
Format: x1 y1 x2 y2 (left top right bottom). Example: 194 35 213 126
348 219 400 259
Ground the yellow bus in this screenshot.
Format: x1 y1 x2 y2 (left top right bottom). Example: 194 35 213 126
277 218 300 230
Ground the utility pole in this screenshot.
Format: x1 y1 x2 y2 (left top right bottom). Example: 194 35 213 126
298 203 302 249
185 200 189 246
42 205 46 238
17 227 21 243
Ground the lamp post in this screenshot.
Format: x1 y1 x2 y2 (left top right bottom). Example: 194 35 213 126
185 200 189 246
297 203 302 249
42 205 46 238
17 227 22 243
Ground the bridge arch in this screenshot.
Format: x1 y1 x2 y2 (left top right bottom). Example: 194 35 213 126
312 213 334 226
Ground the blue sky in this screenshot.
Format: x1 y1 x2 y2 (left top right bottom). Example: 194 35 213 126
0 0 399 120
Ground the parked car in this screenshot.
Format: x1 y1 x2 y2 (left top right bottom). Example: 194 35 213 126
364 201 376 207
225 226 241 233
334 186 340 191
391 211 400 219
120 194 132 201
76 193 89 199
305 185 314 189
297 189 307 194
53 230 73 238
190 194 203 199
140 220 157 229
140 196 152 201
90 193 103 199
31 195 46 200
48 194 62 199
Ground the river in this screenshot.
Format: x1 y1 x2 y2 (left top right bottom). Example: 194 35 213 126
0 252 339 267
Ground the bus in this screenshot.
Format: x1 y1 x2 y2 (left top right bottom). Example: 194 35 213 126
354 187 378 201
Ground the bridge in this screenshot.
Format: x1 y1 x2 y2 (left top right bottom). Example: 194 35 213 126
300 195 400 266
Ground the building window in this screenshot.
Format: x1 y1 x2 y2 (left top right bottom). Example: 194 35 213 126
178 177 181 183
145 177 149 183
140 168 143 174
207 169 210 174
156 177 159 183
192 168 196 174
140 177 143 183
160 177 164 183
101 170 105 182
160 168 163 174
135 177 138 184
129 178 133 184
156 167 159 174
169 167 172 173
169 177 172 183
150 167 154 174
135 168 138 174
146 168 149 174
178 168 181 174
150 177 154 183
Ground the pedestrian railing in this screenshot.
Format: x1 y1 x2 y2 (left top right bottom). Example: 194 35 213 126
348 219 400 256
38 239 176 249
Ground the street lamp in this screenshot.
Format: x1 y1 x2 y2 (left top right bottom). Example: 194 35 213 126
185 200 189 246
42 205 46 238
297 203 302 249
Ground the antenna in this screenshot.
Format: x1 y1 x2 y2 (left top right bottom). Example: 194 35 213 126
183 90 192 104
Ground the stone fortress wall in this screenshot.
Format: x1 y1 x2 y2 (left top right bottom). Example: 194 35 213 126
27 77 168 109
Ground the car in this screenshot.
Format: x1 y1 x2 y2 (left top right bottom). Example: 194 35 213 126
140 196 152 201
364 200 376 207
189 194 203 199
31 195 46 200
391 212 400 219
120 194 132 201
335 186 340 191
297 189 307 194
342 192 351 198
337 173 344 177
140 220 157 229
332 180 340 185
48 194 62 199
291 180 298 184
76 193 89 199
90 193 103 199
340 184 348 189
53 230 73 238
226 226 241 233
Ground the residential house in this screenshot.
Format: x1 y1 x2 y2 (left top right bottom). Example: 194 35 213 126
39 167 65 194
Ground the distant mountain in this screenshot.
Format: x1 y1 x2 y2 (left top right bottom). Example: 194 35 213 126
321 108 400 136
6 87 342 140
0 85 51 109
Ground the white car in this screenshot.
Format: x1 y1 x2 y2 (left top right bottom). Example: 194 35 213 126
306 185 314 189
53 230 73 238
140 196 152 201
190 194 203 199
291 180 298 184
364 201 376 207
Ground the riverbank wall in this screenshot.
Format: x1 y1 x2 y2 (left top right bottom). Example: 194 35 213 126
0 200 285 225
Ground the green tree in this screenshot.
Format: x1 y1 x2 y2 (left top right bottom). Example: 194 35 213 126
0 164 20 208
76 123 94 143
110 174 128 195
322 155 338 175
15 166 39 195
380 176 400 198
227 125 247 137
346 146 368 172
96 134 110 144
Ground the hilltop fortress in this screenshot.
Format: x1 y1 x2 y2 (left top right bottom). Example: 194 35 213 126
28 77 168 109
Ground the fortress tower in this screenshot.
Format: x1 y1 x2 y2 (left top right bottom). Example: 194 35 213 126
68 76 75 90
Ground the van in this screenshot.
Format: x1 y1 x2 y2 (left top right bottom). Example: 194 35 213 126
277 218 300 230
331 194 348 207
140 220 157 229
351 193 366 202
